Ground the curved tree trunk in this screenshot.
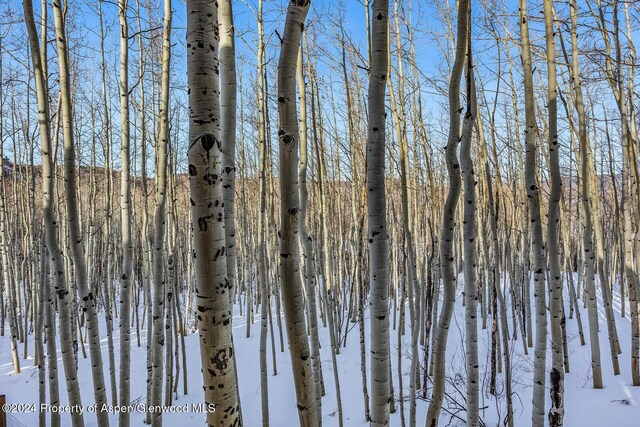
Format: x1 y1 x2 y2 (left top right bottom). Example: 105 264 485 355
27 1 83 425
426 1 470 424
52 0 109 424
276 1 317 425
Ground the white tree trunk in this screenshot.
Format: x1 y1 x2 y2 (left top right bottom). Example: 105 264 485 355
570 0 603 389
118 1 133 425
367 1 391 425
519 1 548 423
460 32 478 427
186 1 240 425
276 1 317 425
150 0 172 424
544 0 564 424
426 1 470 424
52 1 110 424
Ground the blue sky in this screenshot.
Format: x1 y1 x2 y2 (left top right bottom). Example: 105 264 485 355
1 0 639 180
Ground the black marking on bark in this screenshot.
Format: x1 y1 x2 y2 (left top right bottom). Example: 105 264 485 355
204 173 217 185
202 133 217 150
283 134 294 144
211 348 229 371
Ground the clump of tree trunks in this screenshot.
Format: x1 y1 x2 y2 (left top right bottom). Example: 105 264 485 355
3 0 640 426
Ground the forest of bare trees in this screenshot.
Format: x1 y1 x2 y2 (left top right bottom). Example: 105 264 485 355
1 0 640 426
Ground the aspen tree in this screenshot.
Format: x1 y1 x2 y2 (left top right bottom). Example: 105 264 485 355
544 0 564 424
42 239 61 427
611 0 639 384
554 21 587 351
219 0 237 301
133 0 148 356
624 4 640 311
150 0 172 424
52 0 115 424
117 1 134 424
426 0 470 424
298 36 323 422
96 1 119 408
257 0 270 424
367 0 391 425
26 1 82 425
391 11 420 426
460 25 478 426
622 0 640 381
218 6 244 413
518 0 548 423
37 241 46 427
44 109 62 427
0 35 19 376
130 0 152 415
477 112 514 426
499 32 534 349
276 0 318 425
477 30 515 419
164 250 175 406
10 3 640 427
186 0 240 425
586 0 621 373
314 79 344 427
569 0 603 389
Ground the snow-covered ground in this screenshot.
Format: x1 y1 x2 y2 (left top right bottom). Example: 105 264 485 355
1 279 639 426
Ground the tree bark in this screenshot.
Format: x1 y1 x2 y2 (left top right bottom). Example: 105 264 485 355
519 0 548 423
570 0 603 389
52 0 109 424
460 29 478 426
118 1 133 425
276 1 317 425
426 1 470 424
544 0 564 424
186 0 241 425
298 36 322 424
367 1 391 425
150 0 172 424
